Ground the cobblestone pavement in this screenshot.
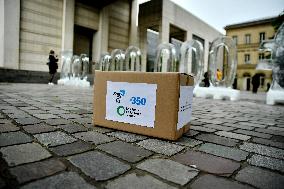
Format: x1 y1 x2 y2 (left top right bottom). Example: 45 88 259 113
0 83 283 189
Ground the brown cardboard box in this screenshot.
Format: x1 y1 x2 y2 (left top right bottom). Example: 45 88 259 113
93 71 194 140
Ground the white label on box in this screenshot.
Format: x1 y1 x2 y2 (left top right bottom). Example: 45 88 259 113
177 86 194 130
106 81 157 127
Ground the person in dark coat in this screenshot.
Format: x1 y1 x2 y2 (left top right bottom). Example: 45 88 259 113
202 72 210 87
252 74 260 93
47 50 58 85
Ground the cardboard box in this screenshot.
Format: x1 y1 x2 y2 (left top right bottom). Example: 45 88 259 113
93 71 194 140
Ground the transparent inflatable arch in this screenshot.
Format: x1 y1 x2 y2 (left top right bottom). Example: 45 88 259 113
71 55 82 78
260 22 284 105
208 36 237 88
110 49 125 71
58 51 91 87
124 46 142 71
179 40 204 86
154 43 178 72
80 54 89 79
60 50 73 79
98 53 111 71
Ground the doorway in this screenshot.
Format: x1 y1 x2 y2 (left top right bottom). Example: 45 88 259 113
246 78 251 91
73 25 95 60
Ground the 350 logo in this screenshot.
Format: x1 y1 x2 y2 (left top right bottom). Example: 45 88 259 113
130 96 146 105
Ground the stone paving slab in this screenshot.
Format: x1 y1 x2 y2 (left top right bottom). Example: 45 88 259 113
68 151 131 181
215 131 251 141
198 143 249 161
58 123 88 133
195 133 239 147
175 137 203 147
49 141 94 156
247 154 284 172
234 129 272 139
73 131 115 145
0 83 284 189
9 158 66 184
105 172 178 189
21 172 96 189
0 122 20 133
0 131 33 147
240 142 284 159
172 150 240 177
0 143 52 166
14 117 42 125
34 131 77 147
252 137 284 149
97 141 153 163
191 174 254 189
137 139 185 156
22 123 57 134
107 131 147 142
137 159 199 185
235 166 284 189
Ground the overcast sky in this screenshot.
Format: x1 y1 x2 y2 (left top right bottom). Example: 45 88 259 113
139 0 284 34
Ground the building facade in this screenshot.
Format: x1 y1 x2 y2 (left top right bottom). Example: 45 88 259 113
0 0 221 82
225 17 277 92
139 0 221 72
0 0 137 73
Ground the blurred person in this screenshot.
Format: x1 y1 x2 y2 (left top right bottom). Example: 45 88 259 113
252 74 260 93
202 72 210 87
47 50 58 85
217 69 222 81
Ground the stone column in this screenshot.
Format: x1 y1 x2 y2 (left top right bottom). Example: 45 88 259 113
139 27 148 72
203 40 209 72
61 0 75 52
129 0 138 46
93 6 109 63
0 0 20 69
159 18 170 44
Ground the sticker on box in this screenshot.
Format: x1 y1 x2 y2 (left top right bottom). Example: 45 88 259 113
106 81 157 127
177 86 194 130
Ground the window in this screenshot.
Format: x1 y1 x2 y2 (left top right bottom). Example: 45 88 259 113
245 54 250 64
259 32 265 42
245 34 251 44
259 53 265 60
232 36 238 45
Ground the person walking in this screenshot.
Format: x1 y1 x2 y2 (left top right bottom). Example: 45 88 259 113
47 50 58 85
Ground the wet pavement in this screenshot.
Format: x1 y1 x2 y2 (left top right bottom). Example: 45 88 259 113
0 83 283 189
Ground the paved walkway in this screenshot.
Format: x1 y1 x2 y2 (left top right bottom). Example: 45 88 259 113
0 83 283 189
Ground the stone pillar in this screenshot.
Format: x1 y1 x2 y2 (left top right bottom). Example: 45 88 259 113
93 6 109 63
61 0 75 52
0 0 4 68
186 31 192 41
139 27 148 72
159 18 169 44
0 0 20 69
129 0 138 46
204 40 209 72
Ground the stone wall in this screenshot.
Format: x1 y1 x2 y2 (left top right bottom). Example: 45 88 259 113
0 68 94 85
19 0 63 72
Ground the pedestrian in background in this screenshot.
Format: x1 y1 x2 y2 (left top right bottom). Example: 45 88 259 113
203 72 210 87
47 50 58 85
217 69 222 81
252 74 260 93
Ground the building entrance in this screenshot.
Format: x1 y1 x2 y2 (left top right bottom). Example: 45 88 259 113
73 25 95 60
